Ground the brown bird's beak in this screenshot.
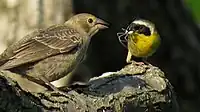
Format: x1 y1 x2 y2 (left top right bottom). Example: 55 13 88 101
95 18 109 29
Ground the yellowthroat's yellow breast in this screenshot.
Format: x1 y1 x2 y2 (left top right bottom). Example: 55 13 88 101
128 32 160 57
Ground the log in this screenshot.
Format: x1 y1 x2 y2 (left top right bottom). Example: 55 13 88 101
0 64 179 112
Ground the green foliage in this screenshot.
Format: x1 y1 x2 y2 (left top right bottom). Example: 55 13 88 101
185 0 200 22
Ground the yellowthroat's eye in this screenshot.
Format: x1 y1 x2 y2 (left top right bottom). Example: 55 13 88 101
138 26 151 36
87 18 94 24
142 27 151 36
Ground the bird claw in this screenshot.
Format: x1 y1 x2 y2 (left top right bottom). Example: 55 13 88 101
134 61 145 65
131 61 145 65
126 59 144 65
128 60 152 66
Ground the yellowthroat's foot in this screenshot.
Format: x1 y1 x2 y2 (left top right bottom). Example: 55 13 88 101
142 58 153 66
127 60 145 65
134 61 145 65
126 51 145 65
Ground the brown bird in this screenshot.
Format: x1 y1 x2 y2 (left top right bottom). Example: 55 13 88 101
0 13 108 91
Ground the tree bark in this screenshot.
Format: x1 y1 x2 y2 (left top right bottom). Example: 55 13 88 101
0 64 178 112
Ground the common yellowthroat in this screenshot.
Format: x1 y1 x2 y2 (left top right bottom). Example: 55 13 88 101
117 19 160 64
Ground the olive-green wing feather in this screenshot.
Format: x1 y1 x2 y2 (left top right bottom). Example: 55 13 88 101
0 25 83 69
148 32 160 57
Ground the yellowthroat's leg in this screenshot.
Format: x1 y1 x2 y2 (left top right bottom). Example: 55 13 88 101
126 51 132 63
126 51 144 65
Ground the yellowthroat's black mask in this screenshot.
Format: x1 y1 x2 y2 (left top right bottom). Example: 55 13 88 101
127 23 151 36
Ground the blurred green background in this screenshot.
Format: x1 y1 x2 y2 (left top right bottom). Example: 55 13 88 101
185 0 200 22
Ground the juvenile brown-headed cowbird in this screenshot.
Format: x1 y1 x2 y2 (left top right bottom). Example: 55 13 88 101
0 13 108 91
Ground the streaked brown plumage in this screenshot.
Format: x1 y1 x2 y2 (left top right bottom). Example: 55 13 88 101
0 13 108 91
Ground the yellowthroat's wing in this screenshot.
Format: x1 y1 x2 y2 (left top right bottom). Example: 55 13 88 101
0 25 83 69
147 32 161 57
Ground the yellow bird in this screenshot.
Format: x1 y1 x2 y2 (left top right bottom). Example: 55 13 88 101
117 19 161 64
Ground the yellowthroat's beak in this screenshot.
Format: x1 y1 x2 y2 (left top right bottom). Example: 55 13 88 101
95 18 109 29
128 31 134 35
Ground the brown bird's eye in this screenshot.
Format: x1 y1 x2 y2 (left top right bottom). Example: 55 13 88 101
88 18 93 23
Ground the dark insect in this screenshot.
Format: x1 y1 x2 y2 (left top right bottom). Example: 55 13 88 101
117 27 129 48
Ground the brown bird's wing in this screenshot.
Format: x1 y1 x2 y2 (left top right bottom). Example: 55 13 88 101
0 25 83 69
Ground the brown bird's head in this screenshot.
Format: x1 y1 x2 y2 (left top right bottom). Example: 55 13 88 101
65 13 109 37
